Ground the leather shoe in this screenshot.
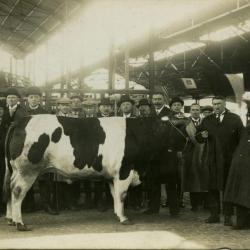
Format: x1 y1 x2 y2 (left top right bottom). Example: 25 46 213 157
205 216 220 223
224 216 233 226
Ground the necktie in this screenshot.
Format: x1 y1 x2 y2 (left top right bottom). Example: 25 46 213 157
9 109 15 117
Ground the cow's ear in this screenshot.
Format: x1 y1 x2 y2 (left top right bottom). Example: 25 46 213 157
161 116 169 122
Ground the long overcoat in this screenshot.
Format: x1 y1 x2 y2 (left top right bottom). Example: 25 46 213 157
224 126 250 208
196 111 243 190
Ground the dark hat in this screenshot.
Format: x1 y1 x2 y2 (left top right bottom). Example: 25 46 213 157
202 105 213 112
26 86 42 96
98 97 112 107
70 94 83 101
169 96 184 107
137 98 151 107
118 95 135 106
5 87 21 98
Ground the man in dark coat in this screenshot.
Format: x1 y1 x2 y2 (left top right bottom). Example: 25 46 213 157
144 96 187 216
0 88 27 214
183 103 209 211
196 96 243 226
224 124 250 229
24 86 58 215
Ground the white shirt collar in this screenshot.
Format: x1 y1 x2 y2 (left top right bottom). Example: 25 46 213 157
29 105 39 110
123 113 131 118
8 104 18 111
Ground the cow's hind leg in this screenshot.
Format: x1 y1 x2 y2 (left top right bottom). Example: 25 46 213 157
11 171 38 231
113 176 133 225
109 182 117 215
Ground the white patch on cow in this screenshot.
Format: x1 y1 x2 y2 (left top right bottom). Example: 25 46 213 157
130 170 141 187
98 117 126 178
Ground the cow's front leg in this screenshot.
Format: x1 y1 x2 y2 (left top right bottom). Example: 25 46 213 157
113 177 133 225
11 171 38 231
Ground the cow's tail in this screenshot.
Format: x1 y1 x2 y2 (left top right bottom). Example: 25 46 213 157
2 126 14 203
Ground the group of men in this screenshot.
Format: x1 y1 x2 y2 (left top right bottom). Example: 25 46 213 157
0 86 249 230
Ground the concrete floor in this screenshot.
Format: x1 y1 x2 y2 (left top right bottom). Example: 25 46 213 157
0 207 249 249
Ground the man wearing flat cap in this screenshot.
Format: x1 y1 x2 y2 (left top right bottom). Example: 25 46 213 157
57 97 73 117
0 87 27 214
118 95 135 118
70 94 85 119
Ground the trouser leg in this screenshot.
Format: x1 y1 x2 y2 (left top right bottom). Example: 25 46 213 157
236 205 249 227
166 180 179 216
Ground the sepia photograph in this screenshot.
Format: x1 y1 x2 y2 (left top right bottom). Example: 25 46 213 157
0 0 250 249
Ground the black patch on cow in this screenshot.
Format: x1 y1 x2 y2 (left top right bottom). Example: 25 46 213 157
9 117 31 160
119 118 154 180
93 155 103 172
51 127 62 143
28 133 50 164
57 117 106 171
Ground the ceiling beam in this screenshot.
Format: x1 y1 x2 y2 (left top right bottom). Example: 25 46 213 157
5 0 45 43
0 0 20 26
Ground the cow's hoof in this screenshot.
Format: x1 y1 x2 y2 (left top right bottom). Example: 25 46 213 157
7 219 16 226
121 219 134 225
16 223 32 231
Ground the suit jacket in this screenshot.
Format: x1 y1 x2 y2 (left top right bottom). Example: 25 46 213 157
0 104 27 151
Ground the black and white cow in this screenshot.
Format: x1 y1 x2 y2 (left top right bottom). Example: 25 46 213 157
3 114 187 231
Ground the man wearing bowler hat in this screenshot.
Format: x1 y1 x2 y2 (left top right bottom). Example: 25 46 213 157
97 97 114 117
0 87 27 214
118 94 135 118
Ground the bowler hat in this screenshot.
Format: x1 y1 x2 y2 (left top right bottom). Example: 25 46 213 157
169 96 184 107
118 95 135 107
5 87 21 98
26 86 42 96
137 98 151 107
98 97 112 107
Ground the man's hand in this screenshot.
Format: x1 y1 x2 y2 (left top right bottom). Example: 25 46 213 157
201 130 208 138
